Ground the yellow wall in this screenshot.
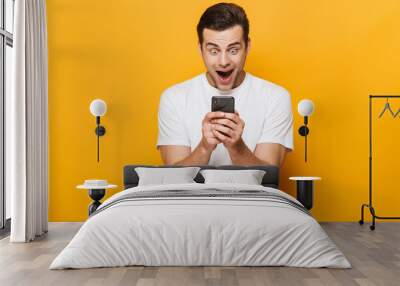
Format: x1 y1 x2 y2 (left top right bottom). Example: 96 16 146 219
47 0 400 222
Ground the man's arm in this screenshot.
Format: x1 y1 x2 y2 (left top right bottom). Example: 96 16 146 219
159 144 212 166
158 112 226 165
227 140 288 167
211 112 290 167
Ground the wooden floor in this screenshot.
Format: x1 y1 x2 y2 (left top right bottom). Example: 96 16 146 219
0 222 399 286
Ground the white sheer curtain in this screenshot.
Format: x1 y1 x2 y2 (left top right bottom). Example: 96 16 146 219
8 0 48 242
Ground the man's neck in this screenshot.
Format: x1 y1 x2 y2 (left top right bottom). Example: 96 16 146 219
206 70 246 90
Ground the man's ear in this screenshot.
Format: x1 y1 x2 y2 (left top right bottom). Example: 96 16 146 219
246 38 251 54
198 42 203 55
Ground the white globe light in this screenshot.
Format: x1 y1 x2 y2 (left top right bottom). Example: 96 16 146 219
298 99 314 116
90 99 107 117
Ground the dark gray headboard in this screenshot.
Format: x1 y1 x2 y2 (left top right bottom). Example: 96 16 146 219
123 165 280 189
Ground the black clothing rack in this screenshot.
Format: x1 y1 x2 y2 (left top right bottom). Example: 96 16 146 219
359 95 400 230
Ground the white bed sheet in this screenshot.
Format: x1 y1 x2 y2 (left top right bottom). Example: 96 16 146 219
50 183 351 269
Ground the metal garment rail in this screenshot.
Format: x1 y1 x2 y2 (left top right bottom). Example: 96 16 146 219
359 95 400 230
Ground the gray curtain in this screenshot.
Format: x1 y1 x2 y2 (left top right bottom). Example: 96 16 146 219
8 0 48 242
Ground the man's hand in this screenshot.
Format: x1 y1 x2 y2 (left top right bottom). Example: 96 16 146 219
159 111 226 166
200 112 225 151
211 111 245 150
160 110 288 167
210 112 287 166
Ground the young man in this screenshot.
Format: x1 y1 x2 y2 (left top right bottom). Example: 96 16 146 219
157 3 293 167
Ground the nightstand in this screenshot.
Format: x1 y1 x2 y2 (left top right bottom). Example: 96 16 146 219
289 176 321 210
77 180 117 216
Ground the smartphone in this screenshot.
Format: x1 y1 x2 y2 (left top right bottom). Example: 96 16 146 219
211 96 235 113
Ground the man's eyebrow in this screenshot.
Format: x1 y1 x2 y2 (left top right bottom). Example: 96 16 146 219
205 42 219 48
227 42 241 47
205 41 242 48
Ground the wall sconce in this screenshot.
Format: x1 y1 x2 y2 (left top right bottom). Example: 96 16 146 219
90 99 107 162
297 99 315 162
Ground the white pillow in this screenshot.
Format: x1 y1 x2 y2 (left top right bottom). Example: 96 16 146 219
135 167 201 186
200 169 266 185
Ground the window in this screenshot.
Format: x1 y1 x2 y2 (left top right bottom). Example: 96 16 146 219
0 0 14 234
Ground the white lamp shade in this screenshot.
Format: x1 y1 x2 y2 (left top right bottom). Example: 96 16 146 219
90 99 107 116
297 99 314 116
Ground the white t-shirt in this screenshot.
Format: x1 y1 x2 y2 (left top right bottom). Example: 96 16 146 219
157 72 293 166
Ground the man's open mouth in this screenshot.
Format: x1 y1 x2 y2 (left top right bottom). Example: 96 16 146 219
216 69 234 79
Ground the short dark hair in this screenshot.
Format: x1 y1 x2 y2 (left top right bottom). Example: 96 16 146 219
197 3 250 48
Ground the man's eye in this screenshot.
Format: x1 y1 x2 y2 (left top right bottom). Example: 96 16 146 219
229 49 238 55
210 49 218 55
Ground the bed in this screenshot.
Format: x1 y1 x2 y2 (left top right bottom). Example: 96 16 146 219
50 165 351 269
